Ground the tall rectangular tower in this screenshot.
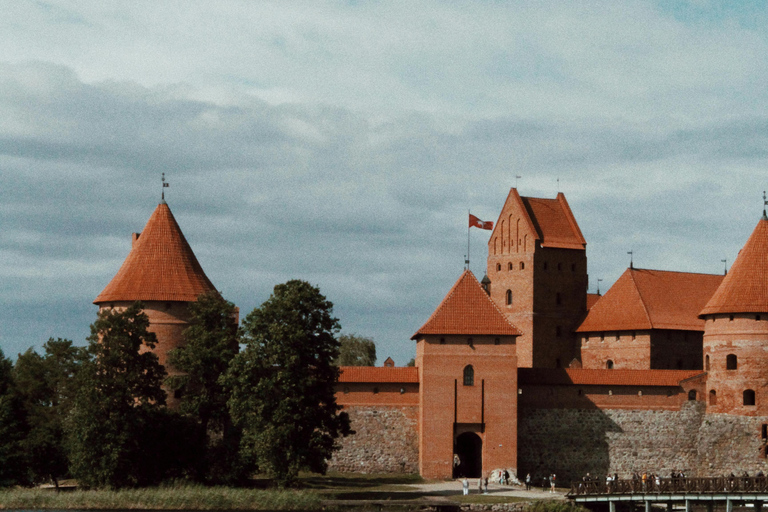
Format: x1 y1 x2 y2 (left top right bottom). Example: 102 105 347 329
486 189 588 368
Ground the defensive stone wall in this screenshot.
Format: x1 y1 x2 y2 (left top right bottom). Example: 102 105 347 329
518 401 768 484
328 405 419 474
697 413 768 475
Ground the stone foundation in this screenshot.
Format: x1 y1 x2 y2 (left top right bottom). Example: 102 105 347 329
518 402 768 484
328 405 419 473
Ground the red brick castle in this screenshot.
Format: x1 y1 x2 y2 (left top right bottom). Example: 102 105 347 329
97 189 768 481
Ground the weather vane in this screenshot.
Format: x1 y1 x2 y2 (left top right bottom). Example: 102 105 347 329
516 175 521 188
763 190 767 219
597 278 603 295
162 173 169 203
722 259 727 275
628 250 634 269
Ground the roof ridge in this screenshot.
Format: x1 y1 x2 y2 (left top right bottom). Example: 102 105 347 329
628 267 722 277
628 269 654 328
556 192 587 246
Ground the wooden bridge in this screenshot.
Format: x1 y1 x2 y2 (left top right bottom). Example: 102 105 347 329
568 477 768 512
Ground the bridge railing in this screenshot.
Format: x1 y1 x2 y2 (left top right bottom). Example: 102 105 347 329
569 477 768 496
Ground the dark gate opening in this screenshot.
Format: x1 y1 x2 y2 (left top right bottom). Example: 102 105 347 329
454 432 482 478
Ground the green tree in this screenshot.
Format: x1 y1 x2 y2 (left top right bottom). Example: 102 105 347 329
406 358 415 367
0 348 30 486
65 302 173 488
167 291 245 484
336 334 376 366
14 339 85 486
225 280 352 487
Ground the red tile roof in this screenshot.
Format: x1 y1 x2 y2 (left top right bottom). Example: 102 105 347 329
94 203 216 303
576 268 723 332
521 192 586 250
700 218 768 316
339 366 419 383
519 368 704 387
586 293 601 311
411 270 522 339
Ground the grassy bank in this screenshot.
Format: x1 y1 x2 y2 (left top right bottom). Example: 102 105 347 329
0 485 323 510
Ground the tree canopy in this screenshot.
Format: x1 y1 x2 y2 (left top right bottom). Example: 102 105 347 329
168 291 244 483
0 348 29 486
65 302 175 488
336 334 377 366
225 280 351 487
14 338 84 486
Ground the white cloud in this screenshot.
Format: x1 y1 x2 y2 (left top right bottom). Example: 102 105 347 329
2 2 768 363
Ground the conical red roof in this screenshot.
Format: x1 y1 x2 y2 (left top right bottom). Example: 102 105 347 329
700 218 768 316
94 203 216 304
411 270 521 339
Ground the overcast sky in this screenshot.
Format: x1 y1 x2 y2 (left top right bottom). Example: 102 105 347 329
2 1 767 365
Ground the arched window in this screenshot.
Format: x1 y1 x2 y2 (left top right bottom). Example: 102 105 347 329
744 389 756 406
506 289 513 306
520 262 525 270
709 389 717 405
606 360 614 369
705 355 710 371
496 263 501 272
688 390 697 401
463 365 474 386
508 262 513 271
727 354 738 370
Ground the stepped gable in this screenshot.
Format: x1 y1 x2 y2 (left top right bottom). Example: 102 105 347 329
520 191 586 250
700 218 768 316
519 368 704 387
411 270 521 339
577 268 723 333
339 366 419 383
94 203 216 304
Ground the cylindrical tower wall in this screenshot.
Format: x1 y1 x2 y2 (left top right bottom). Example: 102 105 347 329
97 300 192 407
703 313 768 415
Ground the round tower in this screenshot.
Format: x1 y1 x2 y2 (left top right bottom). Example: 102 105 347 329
94 201 218 402
700 214 768 415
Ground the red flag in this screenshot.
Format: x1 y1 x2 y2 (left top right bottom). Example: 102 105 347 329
469 214 493 230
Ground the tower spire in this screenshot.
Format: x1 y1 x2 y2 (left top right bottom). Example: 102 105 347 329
763 190 767 220
161 173 169 203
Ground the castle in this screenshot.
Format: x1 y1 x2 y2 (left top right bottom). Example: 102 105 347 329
96 188 768 482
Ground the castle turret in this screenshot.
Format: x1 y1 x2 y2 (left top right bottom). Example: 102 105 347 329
94 202 218 393
487 188 588 368
412 270 521 479
700 216 768 414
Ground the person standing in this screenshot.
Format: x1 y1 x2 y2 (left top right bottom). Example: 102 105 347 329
462 478 469 495
526 473 531 490
550 474 556 493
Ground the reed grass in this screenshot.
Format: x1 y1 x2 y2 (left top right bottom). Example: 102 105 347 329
0 484 323 510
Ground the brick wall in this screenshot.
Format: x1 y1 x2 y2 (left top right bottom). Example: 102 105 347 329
327 405 419 473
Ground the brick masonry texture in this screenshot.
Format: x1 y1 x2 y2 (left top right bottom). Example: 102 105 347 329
328 405 419 474
518 401 768 483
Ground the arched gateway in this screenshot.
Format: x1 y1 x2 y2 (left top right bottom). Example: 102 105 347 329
454 432 482 478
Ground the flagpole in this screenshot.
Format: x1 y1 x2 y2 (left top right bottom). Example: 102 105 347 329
467 209 471 270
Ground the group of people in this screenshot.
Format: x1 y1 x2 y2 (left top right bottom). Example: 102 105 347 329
578 470 768 493
461 477 489 495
